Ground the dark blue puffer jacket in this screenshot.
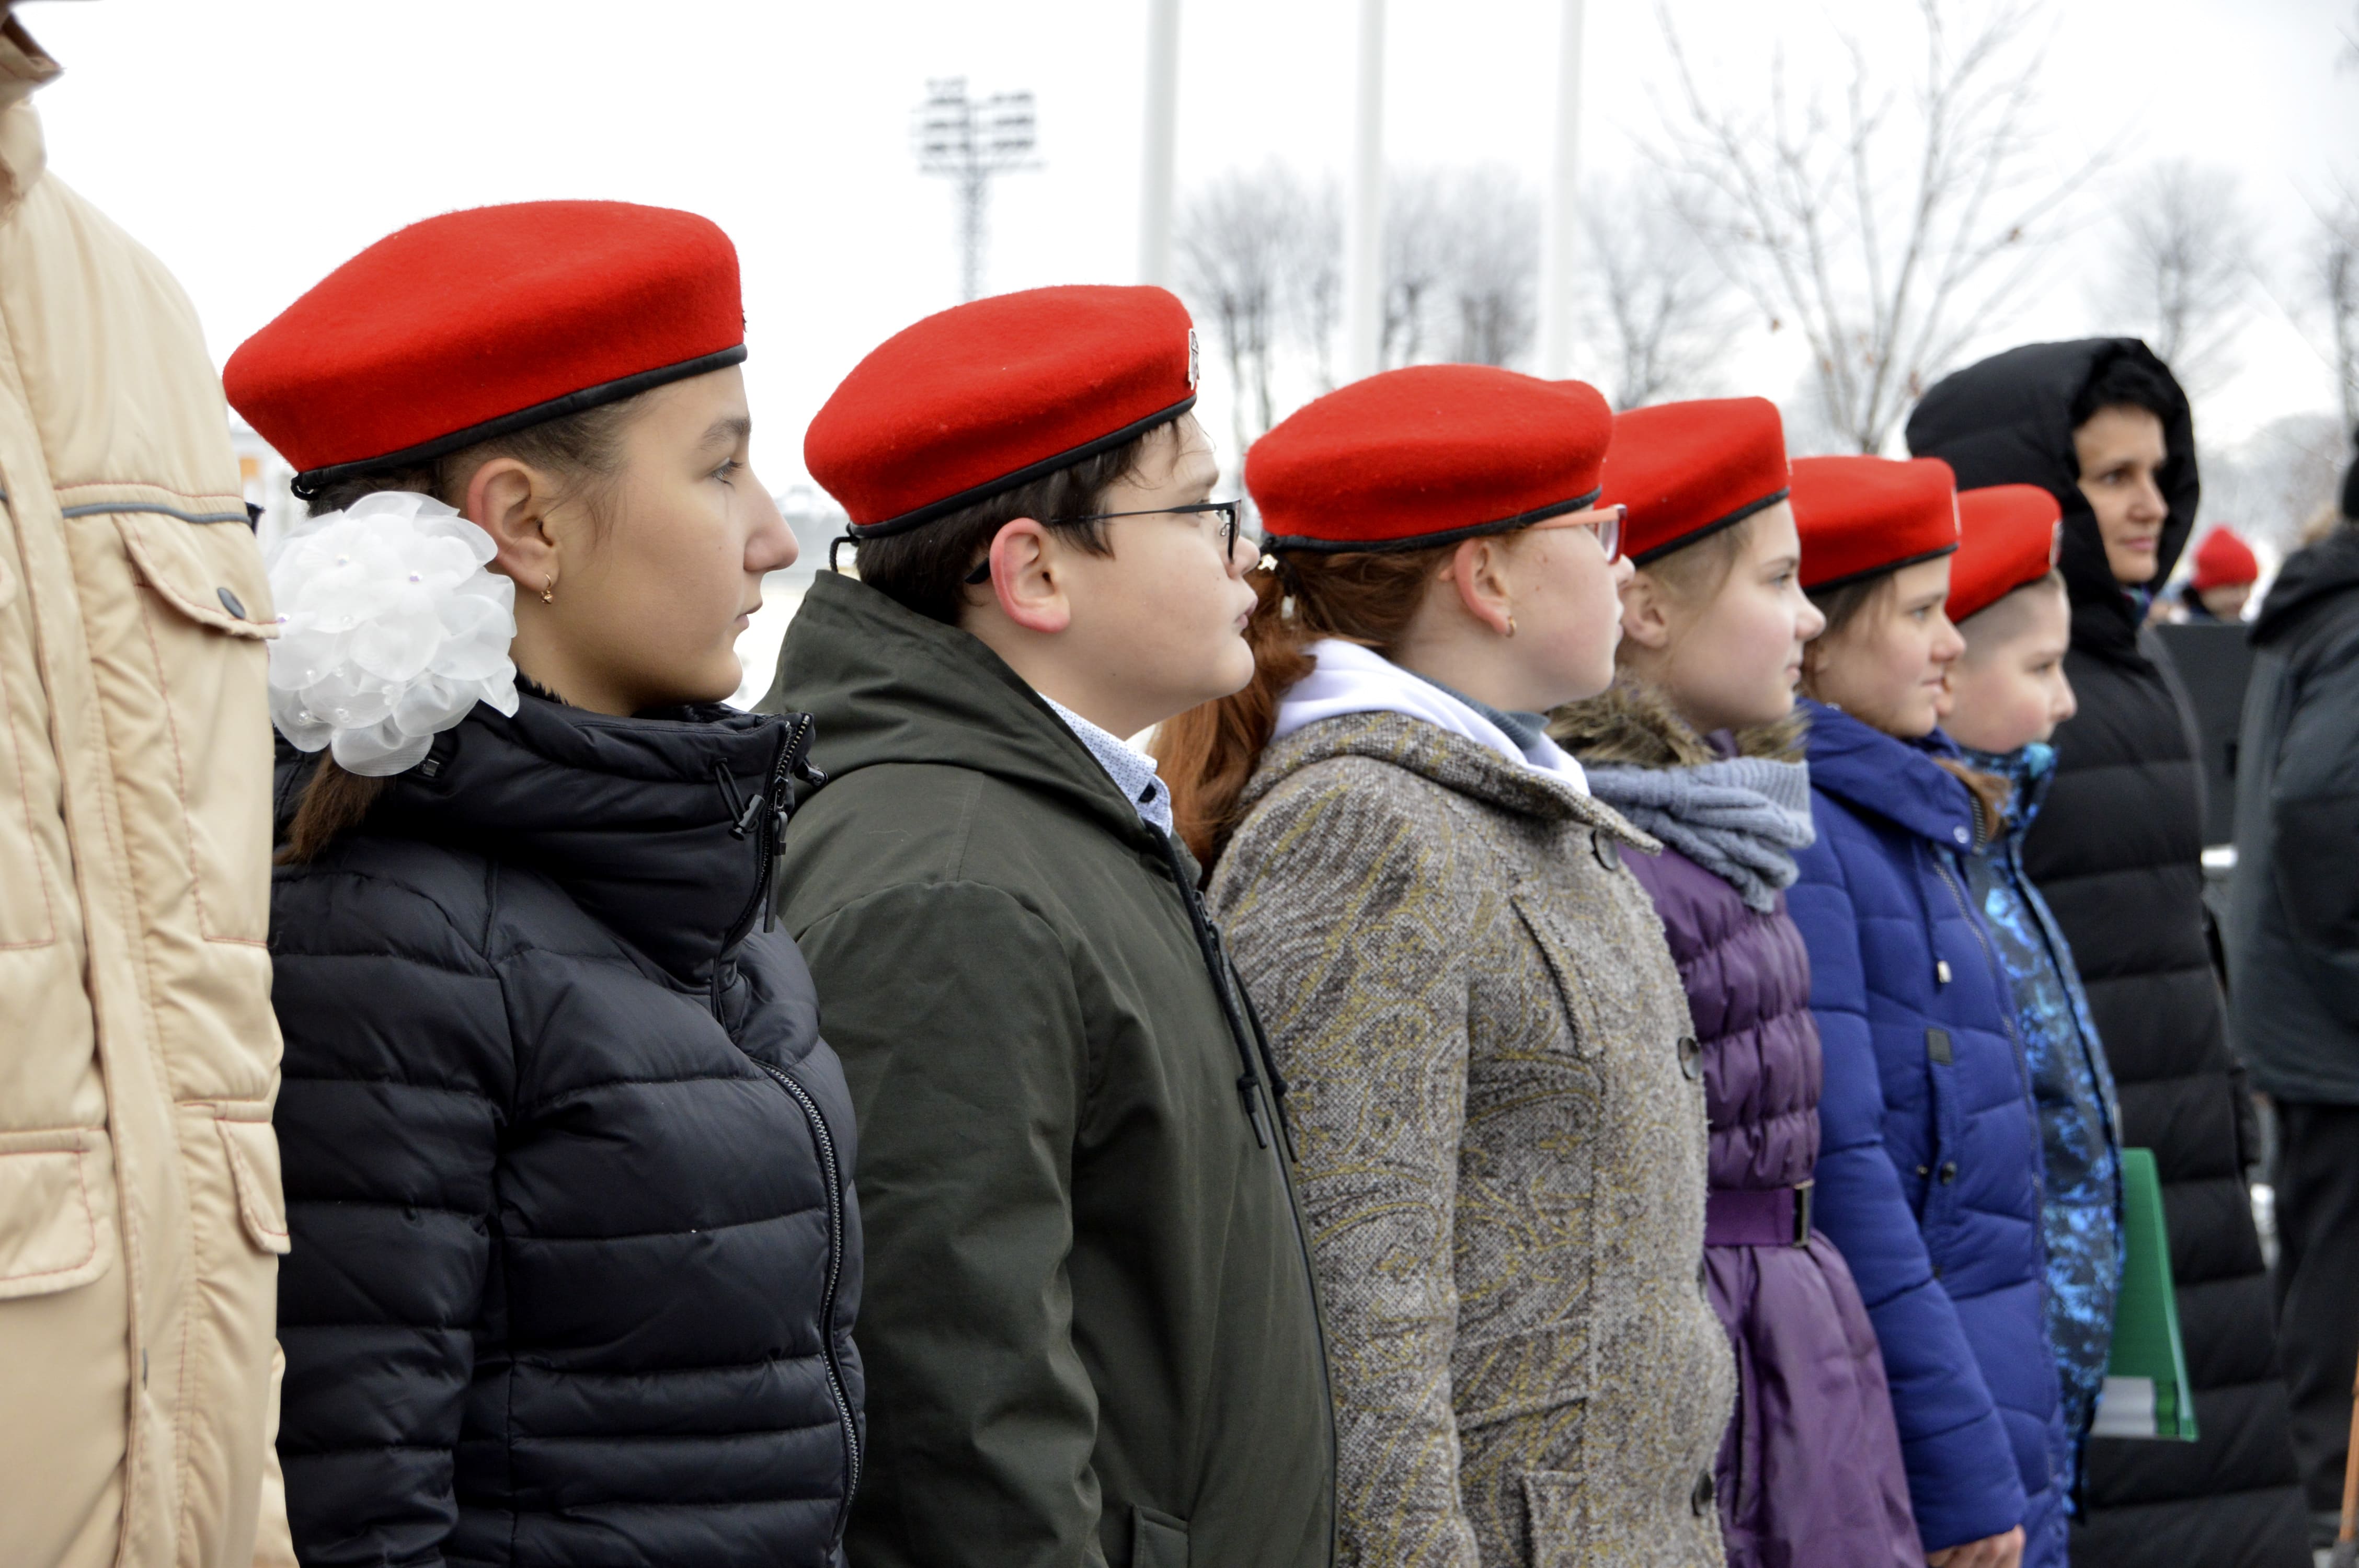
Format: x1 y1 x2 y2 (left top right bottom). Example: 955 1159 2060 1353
1790 700 2063 1564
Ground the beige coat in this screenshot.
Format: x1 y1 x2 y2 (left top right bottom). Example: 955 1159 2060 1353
1210 712 1732 1568
0 19 290 1567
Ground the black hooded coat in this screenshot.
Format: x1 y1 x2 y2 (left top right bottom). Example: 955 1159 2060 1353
269 695 864 1567
1908 340 2306 1567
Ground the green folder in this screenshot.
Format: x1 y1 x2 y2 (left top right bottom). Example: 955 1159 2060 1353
2089 1147 2198 1442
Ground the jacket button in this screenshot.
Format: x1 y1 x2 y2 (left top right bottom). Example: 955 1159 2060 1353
1677 1035 1702 1080
1952 824 1971 845
1939 1161 1959 1184
1691 1469 1716 1515
1593 830 1621 871
216 586 248 619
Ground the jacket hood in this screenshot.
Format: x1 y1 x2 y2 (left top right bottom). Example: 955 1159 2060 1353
761 569 1168 852
1906 339 2199 665
2251 522 2359 648
1549 675 1807 768
1240 707 1657 851
280 691 810 987
1800 699 1978 852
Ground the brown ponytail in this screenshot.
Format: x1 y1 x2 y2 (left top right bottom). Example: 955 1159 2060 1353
1156 546 1449 865
279 757 388 864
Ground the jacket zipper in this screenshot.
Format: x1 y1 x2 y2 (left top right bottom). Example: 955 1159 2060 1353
754 1055 863 1544
711 713 824 1017
1147 831 1338 1560
708 711 860 1534
1930 851 2035 1104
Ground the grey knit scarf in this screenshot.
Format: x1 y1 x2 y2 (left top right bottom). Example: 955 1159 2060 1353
1585 755 1815 913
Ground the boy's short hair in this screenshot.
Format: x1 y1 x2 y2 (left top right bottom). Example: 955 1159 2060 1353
851 418 1179 626
2070 352 2183 434
1956 570 2068 664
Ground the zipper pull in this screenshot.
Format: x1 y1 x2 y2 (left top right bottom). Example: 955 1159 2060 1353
1237 1074 1272 1149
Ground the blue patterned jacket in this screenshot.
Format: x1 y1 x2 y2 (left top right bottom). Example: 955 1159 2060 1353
1960 741 2125 1503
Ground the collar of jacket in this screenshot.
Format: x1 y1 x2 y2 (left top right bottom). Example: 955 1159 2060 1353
1905 338 2199 668
0 16 60 214
1238 707 1660 852
1957 740 2058 846
1799 698 1978 851
760 569 1187 861
316 691 808 987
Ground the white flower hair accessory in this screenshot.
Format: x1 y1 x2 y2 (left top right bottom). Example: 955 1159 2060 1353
265 491 520 777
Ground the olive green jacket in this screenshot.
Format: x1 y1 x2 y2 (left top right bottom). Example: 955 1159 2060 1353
762 571 1335 1568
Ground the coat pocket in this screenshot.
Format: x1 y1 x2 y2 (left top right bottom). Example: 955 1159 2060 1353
1520 1467 1595 1567
1129 1504 1189 1568
107 511 277 946
0 1126 116 1298
1509 892 1599 1058
1919 1027 1964 1226
215 1112 290 1255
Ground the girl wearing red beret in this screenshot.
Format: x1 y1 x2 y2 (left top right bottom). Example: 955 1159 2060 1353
1783 456 2064 1568
225 203 863 1566
1161 365 1735 1567
1549 399 1924 1568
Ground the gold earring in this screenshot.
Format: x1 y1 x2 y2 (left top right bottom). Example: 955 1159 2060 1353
1505 614 1518 638
541 575 555 605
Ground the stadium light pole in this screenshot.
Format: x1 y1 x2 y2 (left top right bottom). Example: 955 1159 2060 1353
915 78 1039 302
1535 0 1587 378
1139 0 1181 288
1340 0 1386 382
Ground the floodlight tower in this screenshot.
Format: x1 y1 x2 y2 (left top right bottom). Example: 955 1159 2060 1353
915 77 1039 302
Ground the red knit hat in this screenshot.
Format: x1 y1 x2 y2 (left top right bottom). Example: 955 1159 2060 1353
2190 526 2260 591
1946 485 2063 622
1601 397 1791 565
1248 365 1613 552
224 201 745 497
807 285 1199 538
1790 455 1960 592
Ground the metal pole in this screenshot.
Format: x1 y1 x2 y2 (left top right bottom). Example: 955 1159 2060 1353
1340 0 1385 382
961 170 986 302
1139 0 1181 287
1535 0 1586 378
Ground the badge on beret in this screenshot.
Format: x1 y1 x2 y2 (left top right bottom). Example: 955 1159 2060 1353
1188 328 1200 391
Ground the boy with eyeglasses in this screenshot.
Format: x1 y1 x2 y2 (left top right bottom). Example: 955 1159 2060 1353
760 285 1335 1568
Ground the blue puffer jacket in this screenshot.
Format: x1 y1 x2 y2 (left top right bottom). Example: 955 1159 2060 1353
1960 741 2124 1508
1790 700 2064 1565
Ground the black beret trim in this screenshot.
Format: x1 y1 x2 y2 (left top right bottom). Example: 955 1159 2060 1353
844 393 1200 539
289 344 749 499
1627 487 1791 567
1263 485 1605 555
1803 540 1959 595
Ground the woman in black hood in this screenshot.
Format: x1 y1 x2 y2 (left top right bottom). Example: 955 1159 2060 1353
1907 340 2306 1568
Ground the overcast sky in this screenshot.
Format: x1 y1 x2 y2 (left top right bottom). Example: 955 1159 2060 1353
22 0 2359 494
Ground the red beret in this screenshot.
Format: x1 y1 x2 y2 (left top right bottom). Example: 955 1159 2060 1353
225 201 744 495
1249 365 1612 552
1947 485 2063 622
1601 397 1791 565
1790 455 1960 592
2191 526 2259 591
808 285 1199 537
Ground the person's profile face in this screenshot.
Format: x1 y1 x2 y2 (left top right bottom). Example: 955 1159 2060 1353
2072 406 2170 586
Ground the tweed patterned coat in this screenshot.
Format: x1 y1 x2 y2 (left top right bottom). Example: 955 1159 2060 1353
1210 711 1733 1568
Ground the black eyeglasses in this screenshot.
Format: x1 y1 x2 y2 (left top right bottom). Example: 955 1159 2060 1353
964 500 1245 584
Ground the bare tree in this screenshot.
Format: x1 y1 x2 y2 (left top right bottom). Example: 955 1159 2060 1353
1654 0 2091 453
1179 166 1307 454
2100 160 2255 396
2305 188 2359 432
1578 175 1745 409
2198 413 2346 552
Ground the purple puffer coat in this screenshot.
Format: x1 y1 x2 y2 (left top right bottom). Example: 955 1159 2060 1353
1558 683 1922 1568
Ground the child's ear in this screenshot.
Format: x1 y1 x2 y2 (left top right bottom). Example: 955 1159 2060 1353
1619 569 1676 652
